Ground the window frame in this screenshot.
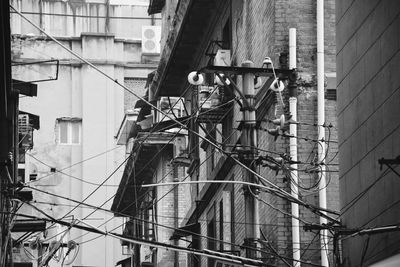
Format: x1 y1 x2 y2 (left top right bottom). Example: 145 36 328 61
56 118 82 145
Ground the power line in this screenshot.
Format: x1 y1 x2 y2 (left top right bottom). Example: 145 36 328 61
339 167 392 217
10 4 340 223
68 119 234 242
27 200 319 230
8 211 266 266
58 80 229 224
66 86 237 241
26 145 124 184
27 153 120 187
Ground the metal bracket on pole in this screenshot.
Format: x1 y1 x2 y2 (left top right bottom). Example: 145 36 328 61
378 155 400 178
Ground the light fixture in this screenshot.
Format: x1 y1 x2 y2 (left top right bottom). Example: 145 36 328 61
188 71 204 85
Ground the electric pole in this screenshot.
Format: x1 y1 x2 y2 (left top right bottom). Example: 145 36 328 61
240 60 260 259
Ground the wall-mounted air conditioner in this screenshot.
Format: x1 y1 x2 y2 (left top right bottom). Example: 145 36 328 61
155 97 185 123
18 114 30 134
141 26 161 54
198 86 220 110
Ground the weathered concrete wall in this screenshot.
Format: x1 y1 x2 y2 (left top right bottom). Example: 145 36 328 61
10 0 161 39
337 0 400 266
13 33 155 267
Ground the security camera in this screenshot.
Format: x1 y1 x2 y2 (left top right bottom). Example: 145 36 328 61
188 71 204 85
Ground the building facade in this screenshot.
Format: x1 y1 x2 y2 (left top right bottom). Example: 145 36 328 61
337 1 400 266
10 0 160 266
112 0 339 266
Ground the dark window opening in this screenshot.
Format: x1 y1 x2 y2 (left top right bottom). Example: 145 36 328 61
222 19 231 50
219 199 224 251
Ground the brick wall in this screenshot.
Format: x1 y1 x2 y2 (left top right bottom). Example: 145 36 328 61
154 149 191 266
337 0 400 266
230 0 337 266
174 0 338 266
124 78 147 111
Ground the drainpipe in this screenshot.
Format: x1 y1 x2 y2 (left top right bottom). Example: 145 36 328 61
173 166 179 267
317 0 329 266
289 28 300 267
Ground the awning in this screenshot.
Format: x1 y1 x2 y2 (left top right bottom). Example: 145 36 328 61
149 0 228 97
116 257 132 266
115 110 139 145
12 79 37 97
111 143 159 216
111 132 183 216
148 0 165 15
11 219 46 232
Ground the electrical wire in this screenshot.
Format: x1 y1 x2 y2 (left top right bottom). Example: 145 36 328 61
340 167 392 217
11 6 343 265
26 153 120 187
26 145 125 185
248 185 311 225
57 76 221 226
10 5 340 223
7 211 266 266
28 200 318 230
68 104 236 242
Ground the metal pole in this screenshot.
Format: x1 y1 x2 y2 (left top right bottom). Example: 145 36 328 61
317 0 329 266
289 27 301 267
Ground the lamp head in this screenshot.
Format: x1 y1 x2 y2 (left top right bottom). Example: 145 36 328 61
188 71 204 85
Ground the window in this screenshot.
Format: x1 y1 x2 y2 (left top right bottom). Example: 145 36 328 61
222 19 231 50
56 118 82 145
17 165 26 183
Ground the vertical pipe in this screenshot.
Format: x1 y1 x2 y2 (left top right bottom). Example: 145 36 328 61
289 28 300 267
317 0 329 266
174 168 179 267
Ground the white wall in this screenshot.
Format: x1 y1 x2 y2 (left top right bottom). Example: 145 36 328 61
14 34 154 267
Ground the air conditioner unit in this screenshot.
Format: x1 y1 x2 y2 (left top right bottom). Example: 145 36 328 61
155 97 185 123
18 114 30 134
214 49 231 66
141 26 161 54
198 86 221 109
